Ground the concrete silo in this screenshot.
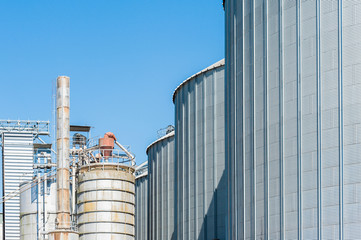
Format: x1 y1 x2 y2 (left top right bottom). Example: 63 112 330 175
225 0 361 239
173 60 226 240
146 130 175 240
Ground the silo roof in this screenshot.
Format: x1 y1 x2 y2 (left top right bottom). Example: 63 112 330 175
146 130 175 154
172 59 225 103
135 160 148 179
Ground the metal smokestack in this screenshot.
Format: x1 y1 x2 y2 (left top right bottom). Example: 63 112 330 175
49 76 78 240
56 76 71 229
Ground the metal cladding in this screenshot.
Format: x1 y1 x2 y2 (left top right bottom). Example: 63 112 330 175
173 60 226 239
135 171 148 240
20 180 57 240
77 164 136 240
2 133 34 240
56 76 71 230
225 1 361 239
146 131 175 240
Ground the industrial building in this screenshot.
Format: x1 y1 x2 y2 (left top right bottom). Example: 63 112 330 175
0 120 51 240
225 0 361 239
173 59 226 240
1 76 137 240
3 1 361 239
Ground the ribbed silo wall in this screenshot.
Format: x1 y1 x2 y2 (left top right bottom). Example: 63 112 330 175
147 131 175 240
135 173 148 240
77 164 135 240
225 0 361 239
173 60 226 240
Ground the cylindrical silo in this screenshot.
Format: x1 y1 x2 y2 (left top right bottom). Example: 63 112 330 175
77 163 135 240
173 60 226 240
146 130 175 240
135 163 148 240
225 0 361 239
20 179 57 240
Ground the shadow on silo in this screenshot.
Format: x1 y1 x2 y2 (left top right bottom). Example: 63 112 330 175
197 169 227 240
171 169 227 240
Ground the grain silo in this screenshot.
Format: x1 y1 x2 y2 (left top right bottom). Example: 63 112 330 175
20 179 57 240
135 161 149 240
77 133 136 240
173 60 226 240
77 164 135 240
146 129 175 240
225 0 361 239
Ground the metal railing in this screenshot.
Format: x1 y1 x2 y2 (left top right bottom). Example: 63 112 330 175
70 137 136 170
0 120 50 135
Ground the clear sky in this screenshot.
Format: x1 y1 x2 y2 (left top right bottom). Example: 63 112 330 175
0 0 225 165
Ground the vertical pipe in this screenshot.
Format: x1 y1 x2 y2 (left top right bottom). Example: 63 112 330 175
263 0 269 238
251 0 256 238
296 0 302 238
279 0 285 238
37 173 41 240
44 172 47 240
56 76 71 230
316 0 322 238
72 164 76 221
241 0 246 238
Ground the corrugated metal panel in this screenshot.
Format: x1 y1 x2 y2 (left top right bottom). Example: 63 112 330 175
172 59 225 103
147 132 175 240
174 61 226 240
135 173 148 240
225 0 361 239
3 133 34 240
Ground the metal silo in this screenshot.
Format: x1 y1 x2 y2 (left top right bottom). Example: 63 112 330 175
76 132 136 240
146 130 175 240
20 179 57 240
77 164 135 240
225 0 361 239
173 60 226 240
135 161 149 240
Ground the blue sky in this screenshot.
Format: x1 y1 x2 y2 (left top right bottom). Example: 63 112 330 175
0 0 225 164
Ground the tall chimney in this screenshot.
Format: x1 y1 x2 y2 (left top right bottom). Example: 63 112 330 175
56 76 71 229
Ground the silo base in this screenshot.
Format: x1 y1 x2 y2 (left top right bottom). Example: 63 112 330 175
49 230 79 240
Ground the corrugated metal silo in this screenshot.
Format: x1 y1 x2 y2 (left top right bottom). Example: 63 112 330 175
146 131 175 240
225 0 361 239
135 162 149 240
173 60 226 240
77 164 135 240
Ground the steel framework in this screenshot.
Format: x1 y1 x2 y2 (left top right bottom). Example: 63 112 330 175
0 120 49 135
